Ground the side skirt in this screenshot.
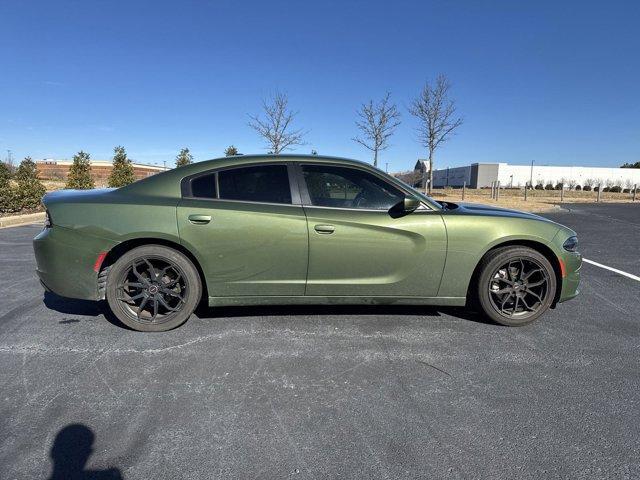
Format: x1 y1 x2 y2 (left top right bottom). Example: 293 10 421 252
208 296 466 308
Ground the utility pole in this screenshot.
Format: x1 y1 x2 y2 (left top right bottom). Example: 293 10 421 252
529 160 534 188
385 162 388 173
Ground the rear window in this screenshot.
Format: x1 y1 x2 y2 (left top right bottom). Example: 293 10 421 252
190 173 217 199
218 165 291 204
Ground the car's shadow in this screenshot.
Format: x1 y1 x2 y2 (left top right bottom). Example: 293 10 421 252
43 291 495 329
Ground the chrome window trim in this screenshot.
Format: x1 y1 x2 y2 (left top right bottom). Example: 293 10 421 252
181 162 300 205
295 162 434 212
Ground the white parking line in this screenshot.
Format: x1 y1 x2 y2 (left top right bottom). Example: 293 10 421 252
583 258 640 282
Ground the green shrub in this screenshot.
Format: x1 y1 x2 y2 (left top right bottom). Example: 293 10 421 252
108 146 135 188
175 148 193 167
0 188 19 213
18 157 46 209
0 163 15 212
1 157 46 213
0 162 12 185
575 185 582 191
14 157 39 182
555 183 563 190
224 145 239 156
544 183 554 190
583 185 592 191
623 188 630 193
66 151 95 189
609 185 622 193
535 183 544 190
15 178 46 210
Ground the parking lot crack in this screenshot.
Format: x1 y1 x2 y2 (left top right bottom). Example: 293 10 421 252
416 359 452 378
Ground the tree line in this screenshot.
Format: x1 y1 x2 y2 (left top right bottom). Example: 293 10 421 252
0 143 246 213
621 161 640 169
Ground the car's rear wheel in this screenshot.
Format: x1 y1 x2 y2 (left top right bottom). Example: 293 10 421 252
476 246 557 326
105 245 201 332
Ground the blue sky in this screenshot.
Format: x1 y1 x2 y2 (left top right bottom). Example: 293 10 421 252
1 0 639 172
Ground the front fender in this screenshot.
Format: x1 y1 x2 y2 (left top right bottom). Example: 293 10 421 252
437 214 561 298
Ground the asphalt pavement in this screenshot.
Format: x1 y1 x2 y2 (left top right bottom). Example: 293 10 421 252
1 203 639 479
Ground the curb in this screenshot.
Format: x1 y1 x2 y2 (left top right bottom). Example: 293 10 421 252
0 212 45 229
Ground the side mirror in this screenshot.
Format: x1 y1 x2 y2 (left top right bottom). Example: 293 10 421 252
403 196 420 213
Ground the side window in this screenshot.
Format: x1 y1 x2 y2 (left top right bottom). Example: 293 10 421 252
301 165 405 210
218 165 292 204
190 173 217 199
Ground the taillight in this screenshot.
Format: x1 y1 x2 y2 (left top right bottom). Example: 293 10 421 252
43 210 52 229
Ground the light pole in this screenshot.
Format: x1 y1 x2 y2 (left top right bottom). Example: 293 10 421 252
529 160 534 188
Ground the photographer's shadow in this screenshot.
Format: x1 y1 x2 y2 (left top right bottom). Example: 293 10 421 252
48 424 123 480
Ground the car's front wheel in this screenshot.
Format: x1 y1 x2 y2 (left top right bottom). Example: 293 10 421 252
476 246 557 326
105 245 202 332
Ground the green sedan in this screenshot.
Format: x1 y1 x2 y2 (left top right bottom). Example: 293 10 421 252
33 155 581 331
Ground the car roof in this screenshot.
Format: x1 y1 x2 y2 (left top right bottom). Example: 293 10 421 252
192 154 375 170
118 154 378 197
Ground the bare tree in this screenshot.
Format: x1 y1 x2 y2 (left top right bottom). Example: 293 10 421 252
248 92 306 154
393 170 423 188
409 75 463 194
352 93 401 168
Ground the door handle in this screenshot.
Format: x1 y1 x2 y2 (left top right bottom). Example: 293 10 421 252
188 214 212 225
314 224 335 234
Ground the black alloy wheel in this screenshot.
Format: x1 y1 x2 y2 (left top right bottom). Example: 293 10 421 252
105 245 201 332
117 257 188 324
487 257 550 318
476 246 557 326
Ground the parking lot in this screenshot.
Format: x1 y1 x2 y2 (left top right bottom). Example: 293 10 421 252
1 203 638 479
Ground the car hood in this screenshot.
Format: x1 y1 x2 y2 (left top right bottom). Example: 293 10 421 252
42 188 117 206
448 202 553 222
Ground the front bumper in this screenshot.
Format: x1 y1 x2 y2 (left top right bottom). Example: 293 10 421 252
33 226 117 301
558 251 581 303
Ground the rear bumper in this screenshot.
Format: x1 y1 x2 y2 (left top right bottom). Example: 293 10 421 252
33 226 116 301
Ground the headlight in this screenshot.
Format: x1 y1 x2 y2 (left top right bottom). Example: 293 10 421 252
43 210 52 229
563 235 578 252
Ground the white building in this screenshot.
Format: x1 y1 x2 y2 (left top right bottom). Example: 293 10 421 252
430 163 640 189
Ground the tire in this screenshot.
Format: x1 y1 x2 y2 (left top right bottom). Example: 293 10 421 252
475 246 557 326
105 245 202 332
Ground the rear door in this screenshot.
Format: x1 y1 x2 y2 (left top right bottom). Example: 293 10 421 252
177 163 308 297
297 163 447 297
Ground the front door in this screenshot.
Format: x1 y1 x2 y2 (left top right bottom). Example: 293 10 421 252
298 163 447 297
177 164 308 297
